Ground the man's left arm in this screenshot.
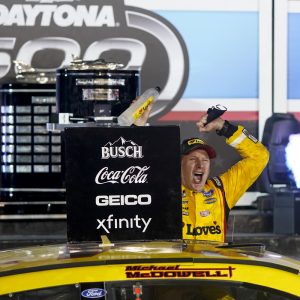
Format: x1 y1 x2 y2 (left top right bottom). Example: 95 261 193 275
197 116 269 208
219 124 269 208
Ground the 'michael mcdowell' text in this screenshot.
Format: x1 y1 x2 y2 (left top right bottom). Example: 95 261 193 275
125 265 235 279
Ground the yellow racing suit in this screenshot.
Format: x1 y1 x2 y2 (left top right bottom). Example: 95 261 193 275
182 126 269 242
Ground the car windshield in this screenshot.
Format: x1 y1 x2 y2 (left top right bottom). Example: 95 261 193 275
0 280 298 300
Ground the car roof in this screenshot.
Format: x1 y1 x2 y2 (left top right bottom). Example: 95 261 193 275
0 240 299 276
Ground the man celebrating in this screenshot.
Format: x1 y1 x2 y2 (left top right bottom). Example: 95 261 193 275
181 114 269 242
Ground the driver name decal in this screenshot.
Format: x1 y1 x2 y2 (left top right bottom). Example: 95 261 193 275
125 265 235 279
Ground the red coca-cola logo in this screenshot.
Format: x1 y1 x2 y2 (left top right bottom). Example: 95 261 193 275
95 165 149 184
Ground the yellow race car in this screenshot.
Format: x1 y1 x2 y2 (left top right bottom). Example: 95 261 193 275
0 239 299 299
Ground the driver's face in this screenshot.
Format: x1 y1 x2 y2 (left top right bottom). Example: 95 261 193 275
181 149 210 191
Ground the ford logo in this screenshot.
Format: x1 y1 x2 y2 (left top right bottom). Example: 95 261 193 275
81 288 107 298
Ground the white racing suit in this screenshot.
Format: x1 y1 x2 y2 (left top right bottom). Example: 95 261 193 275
182 126 269 242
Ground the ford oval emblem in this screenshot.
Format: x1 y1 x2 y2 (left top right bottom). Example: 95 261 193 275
81 288 107 298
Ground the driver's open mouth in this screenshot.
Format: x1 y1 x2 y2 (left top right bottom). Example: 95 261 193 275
193 172 203 183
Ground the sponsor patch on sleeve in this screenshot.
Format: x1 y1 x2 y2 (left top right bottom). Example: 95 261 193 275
242 128 258 144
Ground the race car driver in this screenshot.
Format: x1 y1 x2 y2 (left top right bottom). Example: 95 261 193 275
181 114 269 242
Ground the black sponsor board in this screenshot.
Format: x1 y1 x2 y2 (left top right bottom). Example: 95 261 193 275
64 126 181 242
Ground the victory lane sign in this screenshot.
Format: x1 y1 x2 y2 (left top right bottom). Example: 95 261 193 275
64 126 182 242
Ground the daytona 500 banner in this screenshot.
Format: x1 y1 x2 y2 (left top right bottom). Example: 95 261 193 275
0 0 262 124
0 0 189 121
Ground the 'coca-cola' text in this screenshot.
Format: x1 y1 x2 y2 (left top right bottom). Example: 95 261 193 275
95 166 150 184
